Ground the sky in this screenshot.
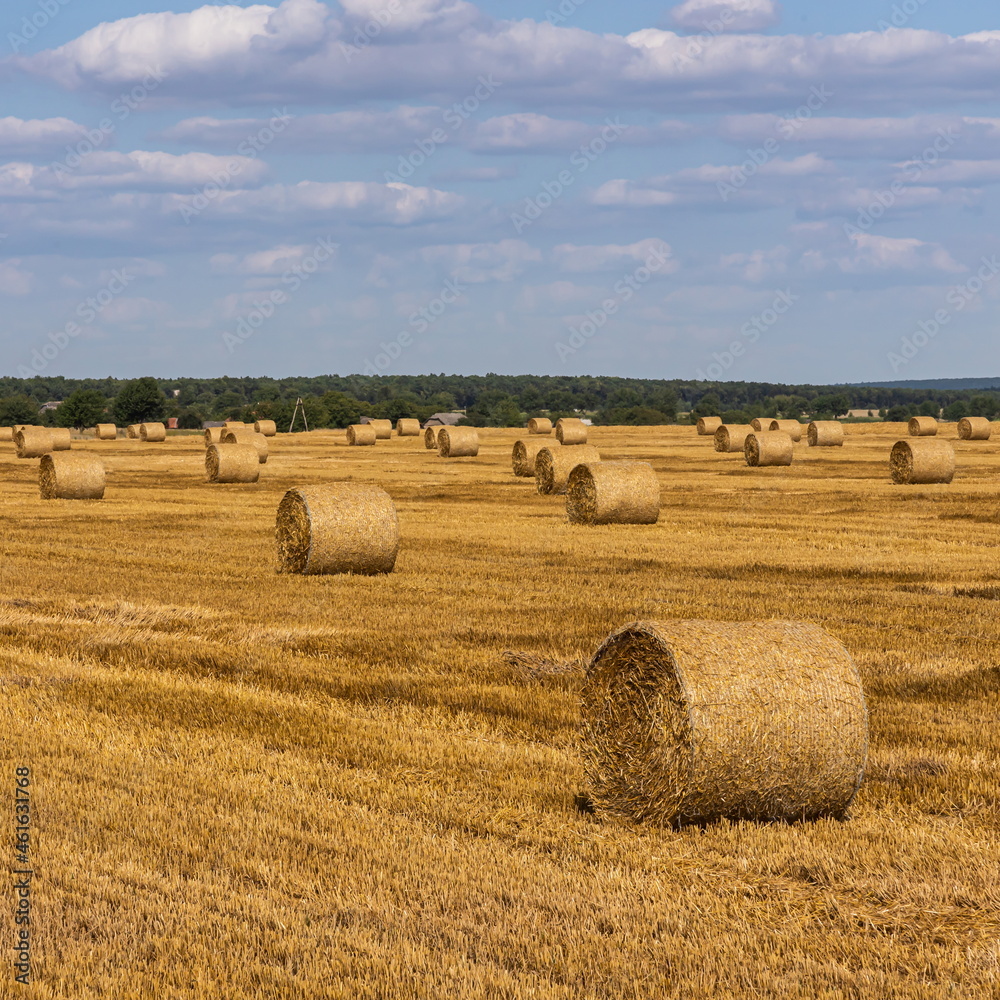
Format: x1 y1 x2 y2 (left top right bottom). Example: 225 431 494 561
2 0 1000 382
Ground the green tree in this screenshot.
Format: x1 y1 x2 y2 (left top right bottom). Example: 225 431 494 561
0 394 38 425
56 390 107 430
112 378 167 424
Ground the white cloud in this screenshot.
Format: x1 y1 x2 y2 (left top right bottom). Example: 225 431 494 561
838 233 965 275
211 243 332 275
0 117 98 157
669 0 781 33
719 246 789 282
0 261 32 296
553 239 676 273
419 239 541 283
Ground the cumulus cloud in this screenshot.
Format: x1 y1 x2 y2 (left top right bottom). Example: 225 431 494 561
0 117 99 157
838 233 965 274
210 243 335 275
553 239 676 273
418 240 541 283
0 261 32 296
669 0 781 33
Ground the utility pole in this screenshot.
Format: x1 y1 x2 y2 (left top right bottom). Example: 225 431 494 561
288 397 310 433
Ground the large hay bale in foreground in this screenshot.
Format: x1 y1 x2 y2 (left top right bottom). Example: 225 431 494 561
696 416 722 436
204 427 223 445
439 426 479 457
0 427 12 442
528 417 553 435
769 419 802 442
714 424 753 454
369 419 393 440
15 427 53 459
908 416 938 437
807 421 845 447
275 483 398 575
555 417 588 445
39 453 105 500
567 462 659 525
95 423 117 441
890 439 955 485
745 431 794 467
423 426 440 450
958 417 992 441
140 422 166 442
346 424 376 446
223 428 268 464
512 438 560 477
126 425 140 439
536 444 601 495
396 418 421 437
254 419 277 437
50 428 72 451
581 619 869 827
205 443 260 483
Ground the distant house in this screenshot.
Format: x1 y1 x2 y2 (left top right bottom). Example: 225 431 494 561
39 401 61 413
166 418 179 429
422 412 465 428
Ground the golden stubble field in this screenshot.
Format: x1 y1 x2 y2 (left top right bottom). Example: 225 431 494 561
1 423 998 999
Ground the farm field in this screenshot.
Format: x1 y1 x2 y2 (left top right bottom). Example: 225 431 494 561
2 423 999 998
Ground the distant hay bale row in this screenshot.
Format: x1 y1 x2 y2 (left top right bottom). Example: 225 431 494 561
714 424 753 453
396 418 421 436
439 426 479 457
140 422 166 442
745 431 793 467
40 453 105 500
369 419 393 440
205 443 259 483
536 444 601 495
807 421 844 447
255 420 277 437
555 417 588 445
909 416 938 437
890 439 955 485
276 483 398 575
347 424 376 446
696 416 722 436
527 417 552 435
581 619 869 827
512 438 560 477
95 423 117 440
222 428 268 463
958 417 992 441
15 427 54 458
769 419 802 442
567 462 659 525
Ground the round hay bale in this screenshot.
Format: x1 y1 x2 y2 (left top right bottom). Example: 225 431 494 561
369 419 393 440
750 417 769 432
439 426 479 457
423 426 440 450
396 418 421 437
0 427 12 442
15 427 53 459
205 443 260 483
512 438 560 477
346 424 376 446
140 422 166 442
696 416 722 436
566 461 659 525
223 428 267 463
50 428 72 451
768 419 802 442
807 421 845 447
581 619 868 827
535 444 601 495
958 416 992 441
126 425 140 439
908 416 938 437
745 431 794 467
275 483 398 575
714 424 753 454
890 439 955 485
527 417 553 435
223 421 245 431
95 423 117 441
555 417 588 445
39 453 105 500
254 419 277 437
204 427 223 445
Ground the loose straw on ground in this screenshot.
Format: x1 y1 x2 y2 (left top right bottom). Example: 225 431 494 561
275 483 399 575
223 428 268 463
807 421 845 447
714 424 753 453
205 443 260 483
50 428 72 451
140 422 166 442
890 439 955 484
697 416 722 436
39 453 105 500
254 420 277 437
396 418 421 436
958 417 992 441
347 424 376 446
528 417 552 435
95 423 117 440
438 426 479 457
15 427 53 458
581 619 869 827
909 416 938 436
567 461 659 524
769 419 803 442
536 444 601 494
369 419 393 440
555 417 588 445
745 431 794 467
512 438 560 477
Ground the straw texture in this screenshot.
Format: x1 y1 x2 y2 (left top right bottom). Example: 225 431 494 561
204 427 223 445
566 462 660 525
581 619 869 827
205 443 260 483
750 418 769 432
223 421 245 431
713 424 753 454
95 423 117 440
50 428 72 451
223 428 268 464
369 419 393 440
346 424 377 446
535 444 601 495
745 431 794 467
439 426 479 457
512 438 560 477
275 483 399 575
0 427 12 442
39 453 105 500
254 420 277 437
527 418 553 435
768 419 803 442
890 439 955 485
140 422 166 442
15 427 53 459
958 417 992 441
423 426 440 450
555 418 588 445
696 416 722 436
908 416 938 437
807 421 845 447
396 418 421 436
126 425 139 439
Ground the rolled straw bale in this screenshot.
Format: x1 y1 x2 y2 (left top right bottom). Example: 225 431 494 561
535 444 601 495
438 426 479 457
346 424 376 446
908 416 938 437
745 431 794 467
768 419 803 442
14 425 30 433
423 426 440 450
39 453 105 500
140 422 166 442
890 439 955 485
275 483 398 575
696 416 722 436
512 438 560 477
555 417 588 445
581 619 868 827
223 421 245 431
527 417 553 435
369 419 393 440
204 427 223 445
126 425 140 439
567 461 659 525
50 428 72 451
223 428 267 464
396 418 421 437
0 427 12 442
254 419 277 437
205 443 259 484
95 423 117 440
807 421 845 447
958 416 992 441
15 427 53 459
713 424 753 454
750 418 769 432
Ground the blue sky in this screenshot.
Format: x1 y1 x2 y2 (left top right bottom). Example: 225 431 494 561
2 0 999 382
